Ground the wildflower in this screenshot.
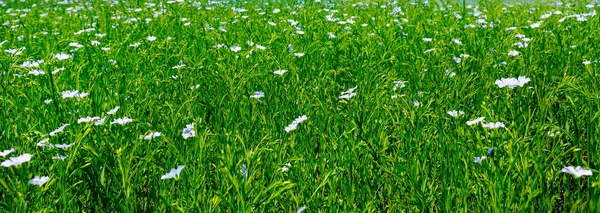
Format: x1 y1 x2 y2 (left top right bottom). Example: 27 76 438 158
424 48 435 53
161 165 185 179
583 61 592 65
495 76 530 89
281 162 291 172
422 38 432 42
412 100 420 106
111 117 133 125
507 50 519 56
53 52 72 60
230 45 241 52
21 59 44 68
49 124 69 136
91 40 101 46
466 117 485 126
107 106 120 115
297 206 307 213
78 116 100 124
474 156 487 163
28 69 45 76
487 148 494 156
482 122 505 129
294 52 305 57
44 99 52 104
62 90 89 99
255 44 266 50
240 164 248 178
287 44 293 53
129 42 141 47
453 12 462 19
339 86 357 100
0 148 15 157
52 155 68 160
54 144 73 149
94 117 106 126
516 76 530 87
273 70 288 75
250 91 264 99
37 138 52 147
447 110 465 117
273 8 281 14
452 38 462 45
146 36 157 41
29 176 50 186
140 132 161 140
1 153 32 167
182 122 196 139
530 21 542 28
562 166 593 178
285 115 308 132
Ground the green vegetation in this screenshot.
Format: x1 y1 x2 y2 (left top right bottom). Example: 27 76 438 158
1 0 599 212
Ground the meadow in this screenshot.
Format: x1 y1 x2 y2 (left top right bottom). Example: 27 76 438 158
1 0 599 212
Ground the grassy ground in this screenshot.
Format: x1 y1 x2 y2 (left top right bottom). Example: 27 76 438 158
1 0 599 212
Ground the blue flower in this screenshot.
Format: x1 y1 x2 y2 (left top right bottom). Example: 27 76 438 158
487 148 494 156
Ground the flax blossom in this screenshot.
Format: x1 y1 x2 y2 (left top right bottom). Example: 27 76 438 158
562 166 593 178
29 176 50 186
54 52 72 60
466 117 485 126
285 115 308 132
0 148 15 157
161 165 185 180
507 50 519 56
482 122 505 129
495 76 530 89
339 86 357 99
140 132 161 140
78 116 100 124
1 153 32 167
250 91 264 99
62 90 89 99
182 122 196 139
474 156 487 163
49 124 69 136
447 110 465 117
107 106 120 115
273 70 288 75
111 117 133 125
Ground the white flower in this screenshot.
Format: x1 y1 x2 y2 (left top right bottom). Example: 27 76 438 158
161 165 185 179
62 90 89 99
52 155 68 160
54 144 73 149
29 176 50 186
140 132 162 140
474 156 487 163
447 110 465 117
516 76 531 87
495 76 530 89
273 8 281 14
507 50 519 56
129 42 141 47
1 153 32 167
107 106 120 115
44 99 52 104
482 121 505 129
111 117 133 125
37 138 52 147
0 148 15 157
146 36 157 41
297 206 307 213
281 162 291 172
422 38 432 42
466 117 485 126
339 86 357 100
452 38 462 45
182 123 196 139
91 40 101 46
530 21 542 28
94 117 106 126
230 45 242 52
54 52 72 61
49 124 69 136
294 53 305 57
285 115 308 132
28 69 45 76
583 61 592 65
273 70 288 75
562 166 593 178
78 116 100 124
250 91 264 99
255 44 266 50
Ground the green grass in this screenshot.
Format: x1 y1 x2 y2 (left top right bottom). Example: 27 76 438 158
1 0 599 212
